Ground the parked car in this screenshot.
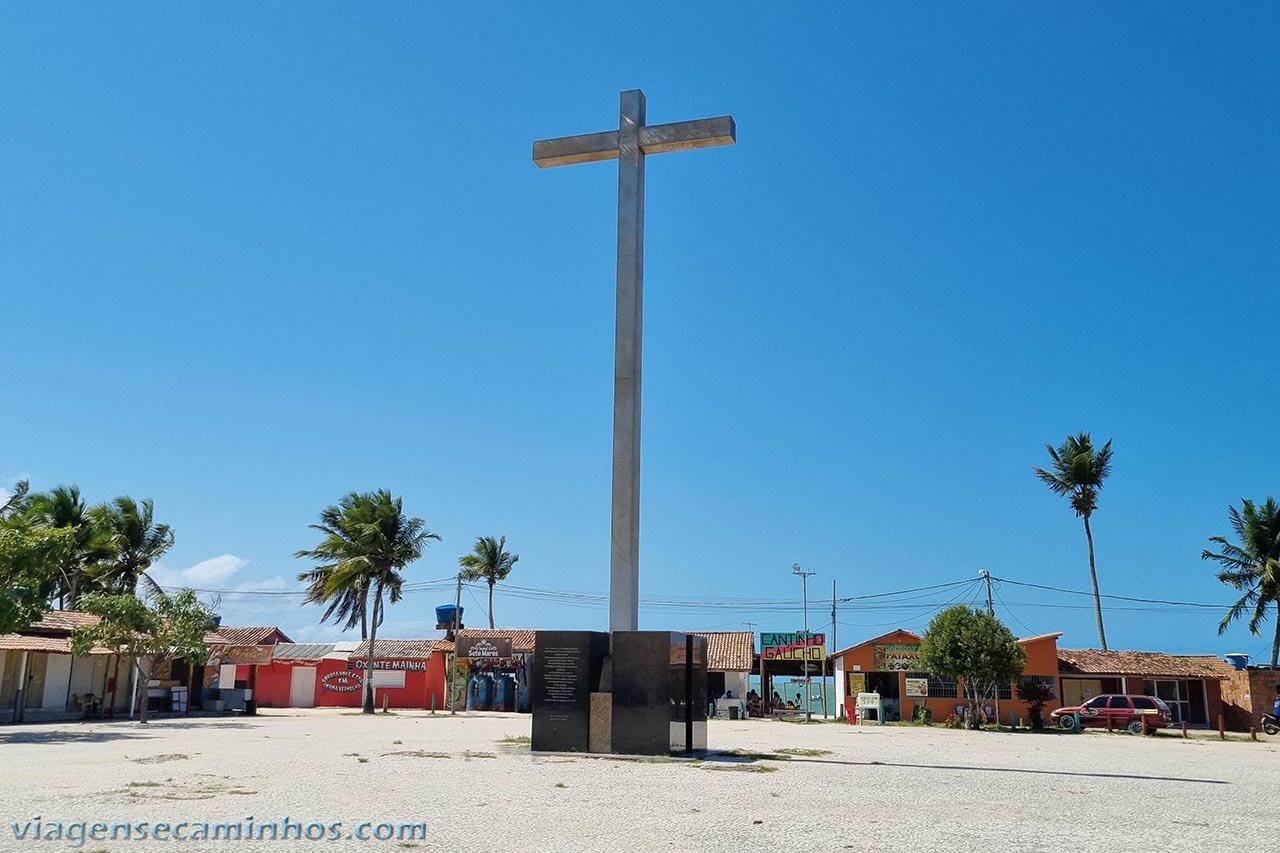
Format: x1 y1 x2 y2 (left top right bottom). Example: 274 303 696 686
1049 694 1172 734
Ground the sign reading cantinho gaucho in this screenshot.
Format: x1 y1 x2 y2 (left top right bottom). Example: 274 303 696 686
760 632 826 661
456 636 513 659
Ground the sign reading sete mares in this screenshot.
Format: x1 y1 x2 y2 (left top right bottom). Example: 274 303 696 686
760 632 826 661
456 636 513 660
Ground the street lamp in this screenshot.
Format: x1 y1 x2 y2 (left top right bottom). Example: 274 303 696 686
792 562 817 723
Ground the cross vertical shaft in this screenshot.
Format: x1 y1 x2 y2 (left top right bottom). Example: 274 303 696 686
611 90 645 632
532 89 735 636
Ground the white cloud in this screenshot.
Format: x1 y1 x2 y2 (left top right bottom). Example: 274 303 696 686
149 553 249 588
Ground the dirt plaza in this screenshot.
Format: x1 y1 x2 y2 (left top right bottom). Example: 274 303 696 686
0 709 1276 852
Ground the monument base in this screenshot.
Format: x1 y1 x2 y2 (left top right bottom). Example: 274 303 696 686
531 630 707 755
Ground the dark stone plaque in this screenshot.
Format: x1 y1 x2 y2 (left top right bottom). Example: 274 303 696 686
530 631 609 752
611 631 709 754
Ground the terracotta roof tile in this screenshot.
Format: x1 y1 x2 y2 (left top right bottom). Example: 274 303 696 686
1058 648 1235 679
347 639 441 660
0 634 114 655
23 611 101 632
689 631 755 672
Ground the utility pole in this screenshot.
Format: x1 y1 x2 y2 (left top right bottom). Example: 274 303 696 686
792 562 817 723
831 580 838 719
449 573 462 715
979 569 994 617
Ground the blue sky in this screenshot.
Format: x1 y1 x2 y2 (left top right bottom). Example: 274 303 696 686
3 4 1278 656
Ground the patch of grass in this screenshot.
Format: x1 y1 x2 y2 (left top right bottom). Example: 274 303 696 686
356 757 369 764
131 753 191 764
704 763 778 773
554 782 568 789
774 747 832 757
340 711 396 716
730 749 791 761
392 739 403 745
770 791 782 798
497 735 532 746
127 781 163 788
463 751 496 759
398 844 420 849
382 750 450 759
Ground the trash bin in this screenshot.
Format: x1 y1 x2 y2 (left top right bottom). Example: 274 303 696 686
729 706 739 721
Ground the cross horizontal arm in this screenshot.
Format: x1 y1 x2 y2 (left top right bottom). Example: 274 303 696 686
639 116 736 155
532 130 620 168
532 115 736 168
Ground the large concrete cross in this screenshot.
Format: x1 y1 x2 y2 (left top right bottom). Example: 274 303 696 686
533 90 736 633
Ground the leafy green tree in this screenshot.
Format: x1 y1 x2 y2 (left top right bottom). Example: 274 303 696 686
919 605 1026 730
458 535 519 629
295 490 439 713
71 589 215 724
0 522 72 633
92 496 174 597
1034 432 1114 650
25 485 115 609
1202 497 1280 667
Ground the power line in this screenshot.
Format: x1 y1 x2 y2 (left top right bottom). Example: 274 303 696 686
990 576 1231 609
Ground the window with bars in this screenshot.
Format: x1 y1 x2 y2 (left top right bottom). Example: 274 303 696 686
1017 675 1057 699
906 672 958 698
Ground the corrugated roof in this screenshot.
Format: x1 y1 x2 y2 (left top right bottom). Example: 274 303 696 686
271 643 337 662
688 631 755 672
347 639 441 660
1058 648 1236 679
213 626 293 646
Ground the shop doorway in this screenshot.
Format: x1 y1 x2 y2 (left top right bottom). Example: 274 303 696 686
289 667 317 708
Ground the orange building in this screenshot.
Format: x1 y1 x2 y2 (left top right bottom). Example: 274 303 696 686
830 628 1062 724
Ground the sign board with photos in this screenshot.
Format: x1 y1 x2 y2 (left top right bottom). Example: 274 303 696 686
905 677 929 698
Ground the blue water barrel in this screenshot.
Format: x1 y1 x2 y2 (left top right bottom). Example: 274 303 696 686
516 663 531 713
435 604 462 625
465 673 480 711
502 675 517 711
1224 653 1251 670
477 674 494 711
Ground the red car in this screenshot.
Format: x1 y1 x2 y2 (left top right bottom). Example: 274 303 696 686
1049 694 1173 734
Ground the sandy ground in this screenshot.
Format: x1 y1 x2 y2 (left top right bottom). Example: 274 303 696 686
1 709 1276 852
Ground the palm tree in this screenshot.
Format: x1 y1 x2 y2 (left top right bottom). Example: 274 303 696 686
1034 433 1114 650
26 485 116 608
458 536 519 629
1202 497 1280 667
295 490 439 713
93 497 174 598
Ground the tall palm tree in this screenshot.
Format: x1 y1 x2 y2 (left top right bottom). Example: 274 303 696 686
1034 432 1114 650
458 536 519 629
295 490 439 713
26 485 116 608
1202 497 1280 667
93 497 174 598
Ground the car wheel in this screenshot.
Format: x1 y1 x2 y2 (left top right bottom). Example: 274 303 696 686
1058 715 1077 731
1127 719 1144 735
